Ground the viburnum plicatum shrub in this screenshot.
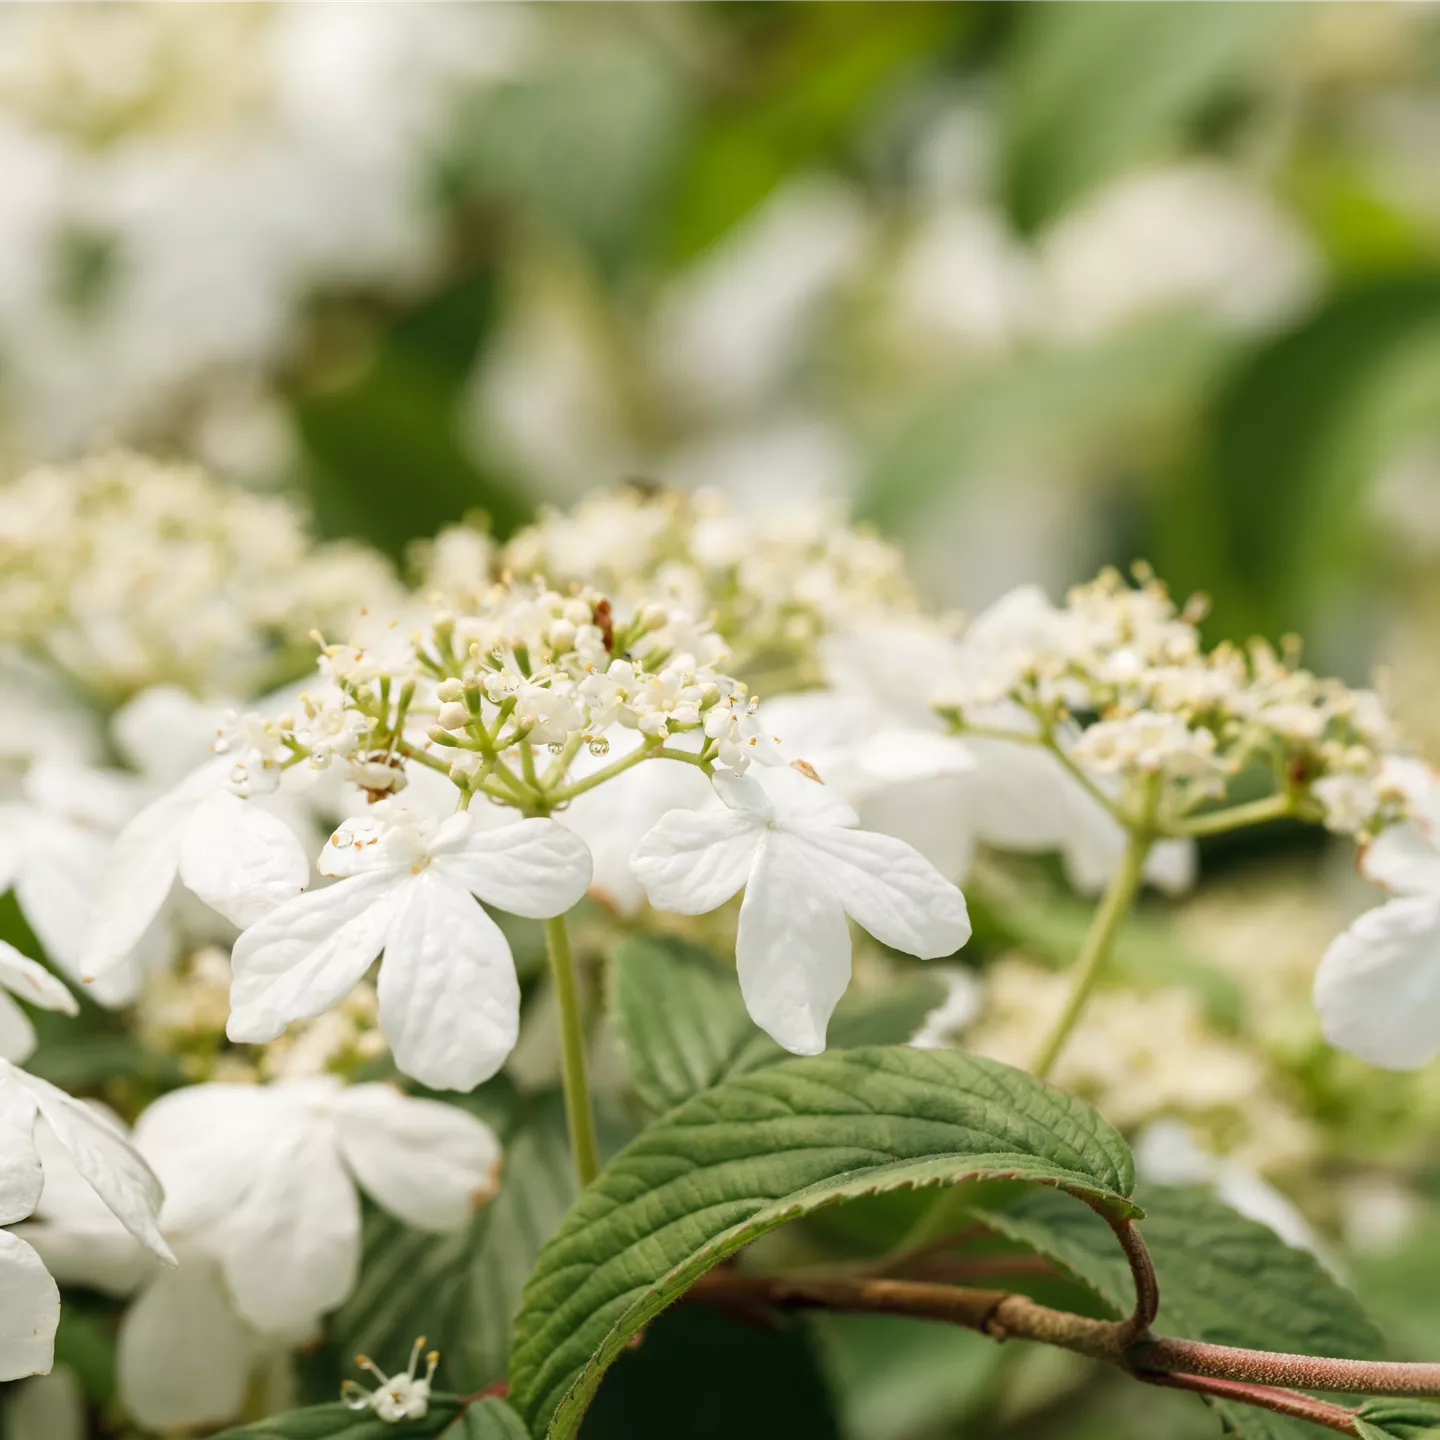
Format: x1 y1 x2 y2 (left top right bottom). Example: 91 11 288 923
3 453 1440 1440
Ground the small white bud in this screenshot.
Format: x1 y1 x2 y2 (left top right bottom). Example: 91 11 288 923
437 702 469 731
436 678 464 703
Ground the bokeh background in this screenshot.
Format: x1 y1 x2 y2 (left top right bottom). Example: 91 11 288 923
6 4 1440 1438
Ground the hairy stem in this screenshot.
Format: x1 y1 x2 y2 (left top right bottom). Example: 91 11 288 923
1031 818 1153 1080
1135 1371 1364 1435
543 912 600 1187
1132 1336 1440 1397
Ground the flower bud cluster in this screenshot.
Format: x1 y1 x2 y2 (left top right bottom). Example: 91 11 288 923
427 485 916 684
0 450 400 702
942 566 1401 834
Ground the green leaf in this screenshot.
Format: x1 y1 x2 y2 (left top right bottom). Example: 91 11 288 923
608 934 945 1113
1003 1 1302 228
210 1397 527 1439
332 1097 576 1393
581 1304 841 1439
1354 1401 1440 1439
1161 278 1440 645
980 1186 1383 1440
508 1046 1137 1436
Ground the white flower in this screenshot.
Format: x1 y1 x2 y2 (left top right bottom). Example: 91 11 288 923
0 943 76 1064
19 1078 500 1431
1314 760 1440 1068
0 1059 173 1382
631 765 971 1054
227 808 592 1089
343 1337 438 1422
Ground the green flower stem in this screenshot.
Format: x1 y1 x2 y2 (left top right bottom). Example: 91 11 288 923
1166 791 1295 837
1031 820 1153 1081
544 910 600 1187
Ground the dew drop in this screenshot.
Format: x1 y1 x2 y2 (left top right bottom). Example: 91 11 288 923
587 736 610 757
547 742 565 755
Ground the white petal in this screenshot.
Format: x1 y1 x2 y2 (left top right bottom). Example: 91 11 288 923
377 870 520 1091
23 760 145 833
14 825 110 974
117 1261 252 1431
11 1068 173 1263
219 1122 359 1334
0 1231 59 1381
736 833 852 1055
1362 822 1440 897
1143 837 1197 897
857 728 976 786
178 791 310 928
432 817 593 919
1314 895 1440 1068
796 825 971 959
564 752 713 917
740 764 860 828
132 1084 280 1237
0 942 77 1017
332 1084 503 1232
630 807 760 914
857 775 976 883
111 687 227 786
227 872 402 1044
0 1085 42 1226
0 993 36 1064
79 787 192 982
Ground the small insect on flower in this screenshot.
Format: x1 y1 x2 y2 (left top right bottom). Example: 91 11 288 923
342 1336 440 1422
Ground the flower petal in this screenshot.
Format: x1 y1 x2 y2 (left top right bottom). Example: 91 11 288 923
178 792 310 929
116 1260 252 1431
0 942 77 1018
377 870 520 1091
1361 822 1440 897
79 788 191 982
332 1084 503 1232
0 1084 42 1226
795 825 971 959
629 807 760 914
14 826 109 975
0 992 37 1064
735 833 852 1055
0 1231 59 1382
10 1067 173 1263
5 1366 86 1440
432 817 592 919
1314 895 1440 1069
227 872 402 1044
219 1121 359 1334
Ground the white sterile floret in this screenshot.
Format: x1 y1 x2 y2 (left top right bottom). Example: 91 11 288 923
343 1337 439 1422
0 1060 173 1382
1314 759 1440 1068
28 1078 501 1432
630 764 971 1053
227 806 592 1090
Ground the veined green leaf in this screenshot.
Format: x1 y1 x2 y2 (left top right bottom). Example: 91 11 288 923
210 1394 527 1439
608 933 943 1112
508 1046 1137 1436
1354 1400 1440 1439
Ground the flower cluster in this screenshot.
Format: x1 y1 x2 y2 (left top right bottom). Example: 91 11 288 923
0 451 399 702
937 568 1400 839
431 485 917 686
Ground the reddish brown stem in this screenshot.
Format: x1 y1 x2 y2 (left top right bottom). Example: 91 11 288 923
1137 1371 1362 1436
1133 1336 1440 1397
1084 1201 1159 1336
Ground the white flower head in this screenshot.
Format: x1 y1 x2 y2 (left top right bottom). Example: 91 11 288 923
631 764 971 1054
228 806 592 1090
343 1336 439 1422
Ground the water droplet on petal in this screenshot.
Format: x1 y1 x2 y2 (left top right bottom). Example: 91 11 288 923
587 737 610 757
547 742 565 755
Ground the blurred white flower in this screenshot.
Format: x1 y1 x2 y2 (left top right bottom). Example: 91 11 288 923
631 764 971 1054
228 808 592 1090
1038 163 1320 342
